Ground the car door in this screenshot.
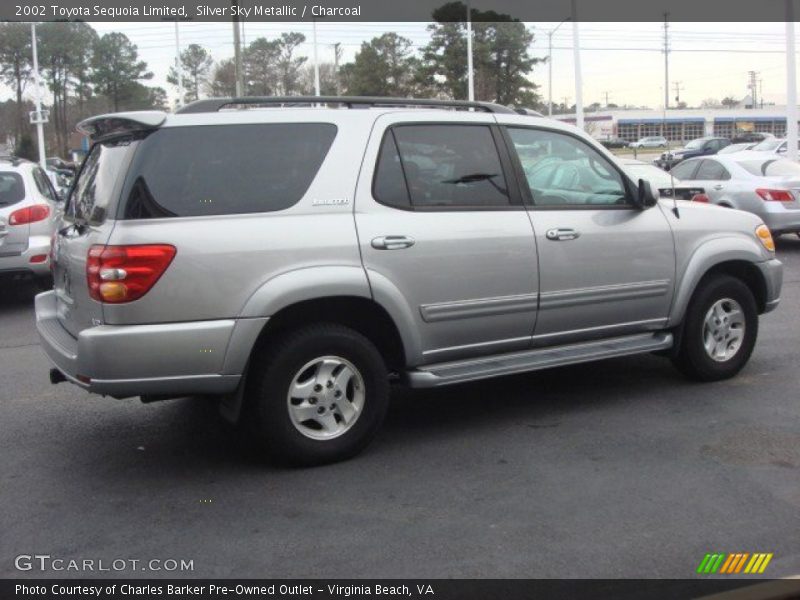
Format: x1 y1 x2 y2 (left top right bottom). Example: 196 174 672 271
355 114 539 365
503 124 676 346
0 170 30 257
689 159 732 204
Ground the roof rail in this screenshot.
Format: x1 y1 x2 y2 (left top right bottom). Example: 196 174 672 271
176 96 517 115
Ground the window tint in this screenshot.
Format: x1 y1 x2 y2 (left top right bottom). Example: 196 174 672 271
70 137 137 225
374 125 510 209
695 160 730 181
669 160 699 180
508 127 628 207
0 172 25 207
121 123 337 219
373 131 411 209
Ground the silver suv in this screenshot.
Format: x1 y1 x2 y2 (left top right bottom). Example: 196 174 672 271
0 157 62 284
36 97 783 465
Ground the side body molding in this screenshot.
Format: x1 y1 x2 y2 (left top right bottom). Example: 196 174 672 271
668 235 770 326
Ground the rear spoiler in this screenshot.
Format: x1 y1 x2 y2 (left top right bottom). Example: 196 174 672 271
76 111 166 139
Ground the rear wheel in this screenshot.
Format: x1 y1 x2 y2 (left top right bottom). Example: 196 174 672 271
245 323 389 466
672 274 758 381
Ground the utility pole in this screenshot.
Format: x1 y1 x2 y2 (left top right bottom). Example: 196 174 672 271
571 0 583 131
786 0 797 162
604 91 610 107
232 0 244 96
759 78 763 108
563 96 570 114
547 18 570 117
673 81 683 106
748 70 759 109
663 12 670 110
174 22 184 107
29 23 47 168
332 42 341 96
466 1 474 102
312 19 320 97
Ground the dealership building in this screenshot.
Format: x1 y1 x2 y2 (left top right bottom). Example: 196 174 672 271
556 106 796 143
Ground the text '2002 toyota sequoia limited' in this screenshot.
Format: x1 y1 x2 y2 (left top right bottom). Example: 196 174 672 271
36 97 783 465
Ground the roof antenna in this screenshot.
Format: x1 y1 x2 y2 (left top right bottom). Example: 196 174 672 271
669 165 680 218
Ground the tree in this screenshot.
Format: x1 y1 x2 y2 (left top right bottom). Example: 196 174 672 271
420 2 543 107
243 37 281 95
340 33 419 96
721 96 739 109
14 133 36 161
207 58 237 97
39 22 97 155
299 62 338 96
275 32 307 95
700 98 721 109
0 23 32 146
91 32 152 112
167 43 213 103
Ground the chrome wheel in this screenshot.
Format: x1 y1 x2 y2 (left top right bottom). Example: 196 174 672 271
702 298 745 362
286 356 366 441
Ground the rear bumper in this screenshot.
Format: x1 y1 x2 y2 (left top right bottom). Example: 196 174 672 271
35 291 267 398
0 234 51 276
760 210 800 235
756 258 783 314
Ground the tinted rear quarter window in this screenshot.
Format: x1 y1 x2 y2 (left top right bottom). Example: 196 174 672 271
121 123 337 219
0 172 25 207
669 160 699 180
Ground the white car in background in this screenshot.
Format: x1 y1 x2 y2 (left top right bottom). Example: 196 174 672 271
629 136 668 149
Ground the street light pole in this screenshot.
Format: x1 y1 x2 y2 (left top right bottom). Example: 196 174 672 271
174 22 184 107
466 1 474 101
313 19 320 97
547 18 570 117
786 0 798 162
571 0 584 131
30 23 46 169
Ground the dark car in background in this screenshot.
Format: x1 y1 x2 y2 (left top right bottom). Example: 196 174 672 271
731 132 774 144
599 136 628 149
656 136 731 170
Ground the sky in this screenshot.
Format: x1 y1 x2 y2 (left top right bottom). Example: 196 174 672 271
6 21 797 110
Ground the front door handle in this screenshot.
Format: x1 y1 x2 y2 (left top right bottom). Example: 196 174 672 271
713 184 724 191
371 235 415 250
545 228 580 241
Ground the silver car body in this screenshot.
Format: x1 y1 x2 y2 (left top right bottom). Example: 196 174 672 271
35 106 782 398
0 158 61 278
669 154 800 234
629 136 667 149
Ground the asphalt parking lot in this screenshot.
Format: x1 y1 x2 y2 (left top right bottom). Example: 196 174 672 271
2 238 800 580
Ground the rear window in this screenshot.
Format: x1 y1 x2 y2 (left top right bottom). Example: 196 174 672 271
0 172 25 207
120 123 337 219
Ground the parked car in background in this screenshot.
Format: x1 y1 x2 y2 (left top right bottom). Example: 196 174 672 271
599 136 629 149
731 132 774 144
718 142 758 155
0 156 62 286
656 137 731 170
671 155 800 236
629 136 667 149
620 158 705 200
738 137 800 158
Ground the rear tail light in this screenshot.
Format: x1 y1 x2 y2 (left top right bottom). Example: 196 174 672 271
691 193 710 203
755 188 794 202
87 244 176 303
9 204 50 225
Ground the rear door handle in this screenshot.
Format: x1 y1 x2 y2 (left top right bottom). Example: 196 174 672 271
545 228 580 241
371 235 415 250
713 184 724 191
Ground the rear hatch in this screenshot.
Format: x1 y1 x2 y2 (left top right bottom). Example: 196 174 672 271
52 136 139 337
0 171 30 257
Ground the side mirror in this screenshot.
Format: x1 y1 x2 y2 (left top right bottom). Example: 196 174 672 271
635 178 659 209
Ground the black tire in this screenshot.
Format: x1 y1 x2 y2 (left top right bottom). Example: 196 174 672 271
672 274 758 382
245 323 389 466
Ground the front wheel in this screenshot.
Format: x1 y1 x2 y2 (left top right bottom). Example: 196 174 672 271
672 274 758 381
245 323 390 466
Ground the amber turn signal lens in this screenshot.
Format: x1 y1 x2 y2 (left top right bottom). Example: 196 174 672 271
99 282 128 302
756 224 775 252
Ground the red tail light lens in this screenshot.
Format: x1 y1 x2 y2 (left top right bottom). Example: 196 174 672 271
692 193 710 203
756 188 794 202
87 244 176 303
9 204 50 225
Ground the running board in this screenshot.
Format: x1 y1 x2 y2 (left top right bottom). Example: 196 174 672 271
405 332 673 388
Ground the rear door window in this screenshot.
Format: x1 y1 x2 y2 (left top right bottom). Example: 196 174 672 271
669 160 700 180
120 123 337 219
695 160 730 181
373 124 511 209
0 172 25 208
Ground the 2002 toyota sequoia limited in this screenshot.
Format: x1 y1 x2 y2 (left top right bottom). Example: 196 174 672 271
36 96 783 465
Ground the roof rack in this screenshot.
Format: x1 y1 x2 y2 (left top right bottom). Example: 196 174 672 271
176 96 517 115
